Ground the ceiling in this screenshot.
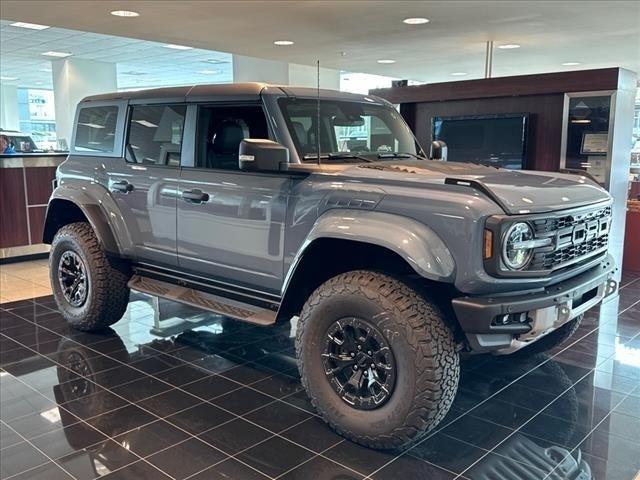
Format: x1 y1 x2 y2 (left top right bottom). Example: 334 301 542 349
1 0 639 90
0 20 232 90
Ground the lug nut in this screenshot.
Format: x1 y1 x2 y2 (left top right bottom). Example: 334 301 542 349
357 345 361 350
367 351 372 355
350 352 355 357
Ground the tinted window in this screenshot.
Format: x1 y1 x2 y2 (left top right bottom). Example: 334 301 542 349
196 105 268 170
75 106 118 153
127 105 186 166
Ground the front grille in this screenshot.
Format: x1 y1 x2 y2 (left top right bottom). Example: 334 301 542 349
528 205 611 271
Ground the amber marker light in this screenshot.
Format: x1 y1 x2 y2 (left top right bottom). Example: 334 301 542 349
484 229 493 259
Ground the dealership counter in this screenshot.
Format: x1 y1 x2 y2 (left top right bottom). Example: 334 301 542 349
0 153 67 261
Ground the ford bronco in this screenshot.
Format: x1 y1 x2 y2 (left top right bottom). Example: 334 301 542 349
43 83 618 449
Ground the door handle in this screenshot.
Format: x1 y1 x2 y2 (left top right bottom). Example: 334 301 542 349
112 180 134 193
181 189 209 203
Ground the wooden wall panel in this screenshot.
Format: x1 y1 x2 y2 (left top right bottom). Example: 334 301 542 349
25 167 57 206
28 206 47 246
0 168 29 248
372 68 621 104
413 94 565 171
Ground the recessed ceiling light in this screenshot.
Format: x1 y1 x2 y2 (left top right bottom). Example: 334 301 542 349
0 76 18 81
198 69 221 75
39 68 52 72
110 10 140 17
403 17 429 25
273 40 294 46
42 51 72 57
10 22 49 30
451 72 468 76
377 59 396 64
498 44 521 49
562 62 581 66
163 44 193 50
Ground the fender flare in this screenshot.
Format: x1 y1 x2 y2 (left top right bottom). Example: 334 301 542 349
45 183 134 256
281 209 456 297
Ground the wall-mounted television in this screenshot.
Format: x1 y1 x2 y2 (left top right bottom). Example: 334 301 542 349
432 113 529 169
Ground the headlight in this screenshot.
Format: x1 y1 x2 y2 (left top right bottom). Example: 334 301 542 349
502 222 534 270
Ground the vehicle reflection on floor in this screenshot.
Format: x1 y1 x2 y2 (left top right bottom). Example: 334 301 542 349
1 275 639 480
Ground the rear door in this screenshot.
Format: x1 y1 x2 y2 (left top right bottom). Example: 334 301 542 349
177 103 290 294
106 103 186 267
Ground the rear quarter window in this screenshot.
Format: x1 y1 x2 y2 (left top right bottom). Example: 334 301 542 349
74 105 119 153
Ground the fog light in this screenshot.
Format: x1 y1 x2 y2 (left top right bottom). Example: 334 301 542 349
493 312 529 326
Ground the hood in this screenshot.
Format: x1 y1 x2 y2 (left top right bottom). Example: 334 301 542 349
339 160 611 214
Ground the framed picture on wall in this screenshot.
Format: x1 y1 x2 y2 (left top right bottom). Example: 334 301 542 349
581 132 608 155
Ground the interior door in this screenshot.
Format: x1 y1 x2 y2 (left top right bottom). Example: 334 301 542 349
107 103 186 267
177 170 290 293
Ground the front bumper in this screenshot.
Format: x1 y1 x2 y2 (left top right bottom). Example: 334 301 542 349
452 256 617 354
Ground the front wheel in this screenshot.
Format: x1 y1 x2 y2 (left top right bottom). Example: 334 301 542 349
295 270 460 450
50 222 130 331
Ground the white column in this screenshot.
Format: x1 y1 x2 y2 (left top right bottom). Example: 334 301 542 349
52 58 117 144
288 63 341 90
0 84 20 131
232 55 289 84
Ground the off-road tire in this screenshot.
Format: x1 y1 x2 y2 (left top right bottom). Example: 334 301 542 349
50 222 130 331
520 314 583 355
295 270 460 450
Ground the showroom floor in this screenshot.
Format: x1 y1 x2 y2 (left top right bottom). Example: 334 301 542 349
1 267 639 480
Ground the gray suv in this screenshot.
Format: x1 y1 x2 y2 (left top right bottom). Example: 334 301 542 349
43 83 618 449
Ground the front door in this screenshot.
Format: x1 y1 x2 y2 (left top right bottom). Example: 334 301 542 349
107 103 186 267
176 103 290 294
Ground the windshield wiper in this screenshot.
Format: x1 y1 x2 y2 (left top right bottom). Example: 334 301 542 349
377 152 423 160
303 152 374 163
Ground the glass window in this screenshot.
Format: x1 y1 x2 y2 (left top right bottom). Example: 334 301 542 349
195 105 268 170
127 105 186 166
75 106 118 153
279 98 418 162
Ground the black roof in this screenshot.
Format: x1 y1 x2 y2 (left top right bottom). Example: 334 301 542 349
81 82 387 105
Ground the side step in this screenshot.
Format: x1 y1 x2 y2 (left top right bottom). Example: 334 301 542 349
128 275 277 326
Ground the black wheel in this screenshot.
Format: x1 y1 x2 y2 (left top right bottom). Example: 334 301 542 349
50 222 130 331
296 270 459 450
520 314 583 355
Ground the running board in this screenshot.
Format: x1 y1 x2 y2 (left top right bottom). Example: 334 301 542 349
128 275 277 326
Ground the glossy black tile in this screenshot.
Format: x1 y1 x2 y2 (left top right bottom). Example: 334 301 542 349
112 419 190 457
323 440 397 477
0 440 50 478
237 435 315 478
188 458 270 480
179 373 239 401
280 417 345 453
145 437 227 479
8 461 75 480
165 401 234 435
244 400 312 433
371 454 457 480
210 386 272 415
197 418 271 455
99 460 172 480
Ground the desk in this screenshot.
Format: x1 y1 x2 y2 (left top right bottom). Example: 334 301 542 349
1 153 67 260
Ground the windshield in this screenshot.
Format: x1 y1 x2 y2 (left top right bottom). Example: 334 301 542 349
278 98 421 162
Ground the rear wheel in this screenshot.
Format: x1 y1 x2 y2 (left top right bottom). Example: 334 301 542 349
296 270 459 450
50 222 130 331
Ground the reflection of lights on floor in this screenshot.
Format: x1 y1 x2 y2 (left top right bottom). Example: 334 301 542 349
93 458 111 476
39 407 61 423
615 338 640 367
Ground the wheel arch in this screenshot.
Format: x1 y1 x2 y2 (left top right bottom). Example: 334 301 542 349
43 188 127 257
277 210 456 322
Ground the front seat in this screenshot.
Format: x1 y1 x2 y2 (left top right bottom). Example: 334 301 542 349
210 120 245 169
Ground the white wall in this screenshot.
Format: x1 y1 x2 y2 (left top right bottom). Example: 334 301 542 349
52 58 117 143
232 55 289 84
0 84 20 131
288 63 340 90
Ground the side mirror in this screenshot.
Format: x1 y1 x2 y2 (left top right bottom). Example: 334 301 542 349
239 139 289 171
430 140 448 161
